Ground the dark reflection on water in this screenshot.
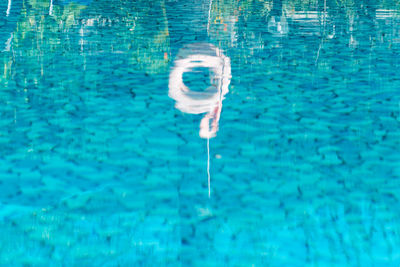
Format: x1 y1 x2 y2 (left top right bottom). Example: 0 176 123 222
1 0 400 265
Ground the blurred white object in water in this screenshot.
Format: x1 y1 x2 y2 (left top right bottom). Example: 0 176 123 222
168 43 231 139
169 43 231 197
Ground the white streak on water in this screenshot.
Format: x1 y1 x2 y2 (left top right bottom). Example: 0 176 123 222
4 33 13 52
207 0 213 34
49 0 53 16
6 0 11 16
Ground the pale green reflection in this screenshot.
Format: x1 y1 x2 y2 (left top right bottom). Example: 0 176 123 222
1 0 170 87
2 0 400 84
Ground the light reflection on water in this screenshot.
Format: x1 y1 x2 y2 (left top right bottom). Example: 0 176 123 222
168 42 231 198
169 43 231 139
1 0 400 265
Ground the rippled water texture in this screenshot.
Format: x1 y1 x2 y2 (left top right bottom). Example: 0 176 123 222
1 0 400 265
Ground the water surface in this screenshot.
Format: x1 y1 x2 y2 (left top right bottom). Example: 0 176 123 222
1 0 400 265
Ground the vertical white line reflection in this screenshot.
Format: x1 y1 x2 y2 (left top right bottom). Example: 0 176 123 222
207 0 213 34
49 0 53 15
207 137 211 198
6 0 11 16
4 33 13 51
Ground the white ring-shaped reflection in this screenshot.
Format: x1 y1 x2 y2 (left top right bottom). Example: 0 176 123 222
168 43 231 139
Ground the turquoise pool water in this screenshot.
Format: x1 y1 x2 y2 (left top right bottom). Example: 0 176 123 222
1 0 400 265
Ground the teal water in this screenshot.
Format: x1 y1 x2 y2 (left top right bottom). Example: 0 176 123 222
1 0 400 265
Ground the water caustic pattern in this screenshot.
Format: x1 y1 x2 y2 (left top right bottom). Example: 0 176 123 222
1 0 400 265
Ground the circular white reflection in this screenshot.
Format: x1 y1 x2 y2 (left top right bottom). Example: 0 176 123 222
169 43 231 139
